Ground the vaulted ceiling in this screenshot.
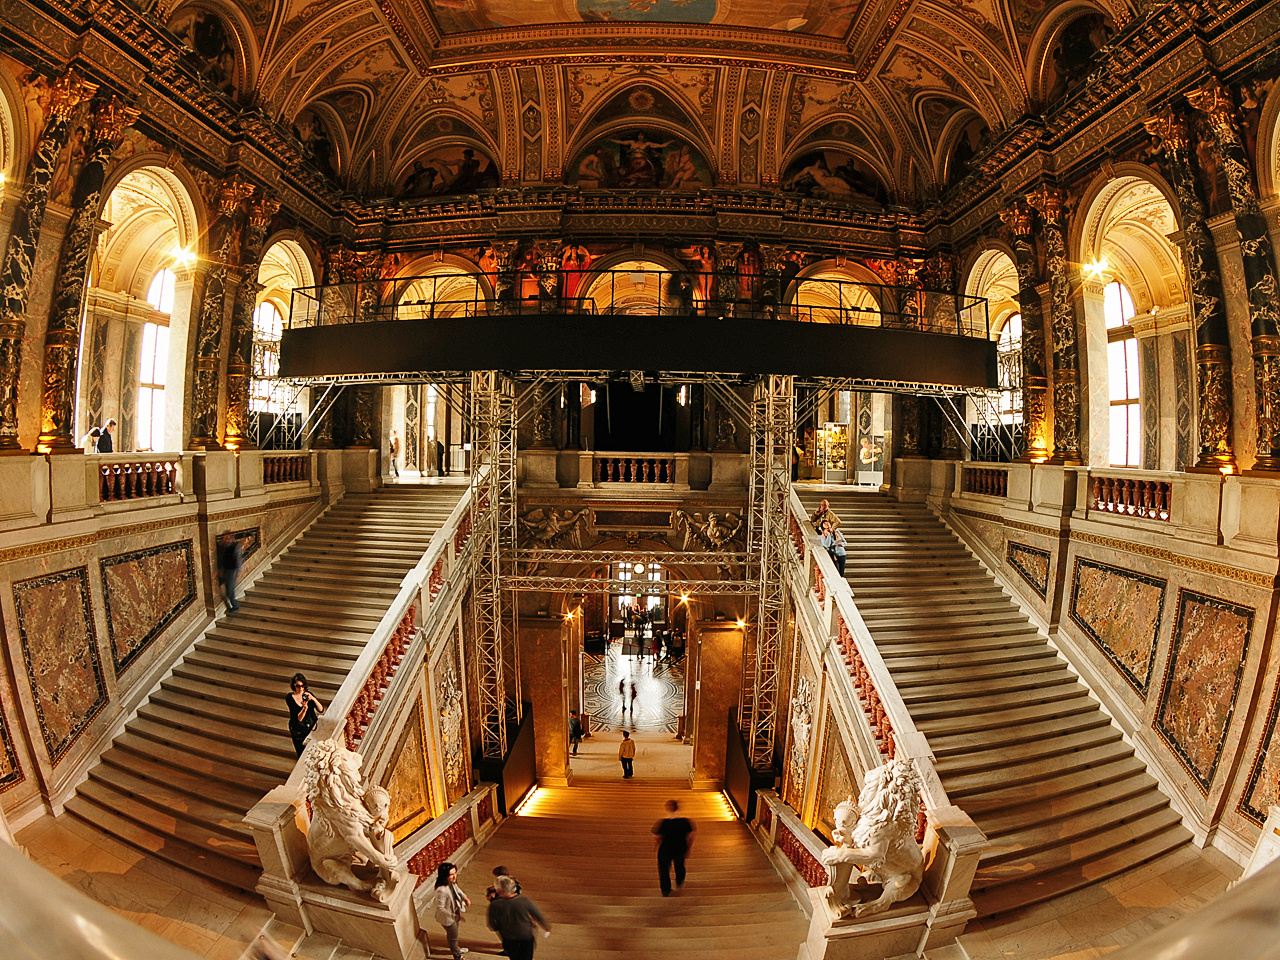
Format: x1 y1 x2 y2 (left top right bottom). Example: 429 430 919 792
155 0 1132 205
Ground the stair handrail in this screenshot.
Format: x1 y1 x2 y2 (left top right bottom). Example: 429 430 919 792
786 488 953 815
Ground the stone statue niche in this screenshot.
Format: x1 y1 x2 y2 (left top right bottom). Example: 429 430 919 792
820 757 925 919
302 739 407 903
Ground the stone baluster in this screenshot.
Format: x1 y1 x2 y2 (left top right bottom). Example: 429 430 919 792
1027 185 1082 464
1145 109 1236 471
224 193 280 451
1001 202 1052 462
189 176 255 449
37 97 140 453
1187 79 1280 471
0 71 96 453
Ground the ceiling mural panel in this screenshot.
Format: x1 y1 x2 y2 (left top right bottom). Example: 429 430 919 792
567 127 713 190
422 0 859 37
780 148 888 206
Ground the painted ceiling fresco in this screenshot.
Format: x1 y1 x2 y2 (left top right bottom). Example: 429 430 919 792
163 0 1124 199
425 0 856 37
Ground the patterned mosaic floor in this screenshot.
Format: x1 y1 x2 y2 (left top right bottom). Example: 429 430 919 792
582 641 685 734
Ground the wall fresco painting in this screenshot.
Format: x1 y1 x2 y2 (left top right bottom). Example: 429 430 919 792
780 149 887 206
1006 541 1050 599
167 7 241 98
399 143 500 197
435 637 470 804
101 540 198 676
1155 589 1254 793
382 699 433 841
1069 558 1166 696
13 568 108 764
567 128 713 191
0 706 23 792
1240 679 1280 824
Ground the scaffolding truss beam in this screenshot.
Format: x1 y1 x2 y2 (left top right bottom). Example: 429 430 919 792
503 576 754 595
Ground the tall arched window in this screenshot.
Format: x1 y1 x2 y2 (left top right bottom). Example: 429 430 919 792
997 313 1023 424
136 268 175 451
250 301 285 413
1105 281 1140 466
146 268 176 314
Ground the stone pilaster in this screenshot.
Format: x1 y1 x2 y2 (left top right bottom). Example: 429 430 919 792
36 98 139 454
1027 185 1082 465
714 240 742 315
1187 79 1280 471
223 194 279 451
0 72 96 453
188 175 255 449
1001 202 1051 462
1144 108 1237 471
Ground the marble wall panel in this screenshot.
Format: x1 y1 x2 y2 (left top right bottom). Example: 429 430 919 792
100 540 197 676
782 651 816 811
1069 558 1167 696
382 699 432 842
262 499 317 547
0 702 24 792
1240 677 1280 824
1155 589 1255 793
12 568 108 764
814 705 858 843
1007 541 1051 599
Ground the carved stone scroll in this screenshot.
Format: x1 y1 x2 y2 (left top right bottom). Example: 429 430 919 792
1187 79 1280 470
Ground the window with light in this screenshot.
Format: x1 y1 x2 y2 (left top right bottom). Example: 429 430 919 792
1105 281 1141 466
146 268 176 314
136 322 168 451
997 313 1023 424
250 301 285 413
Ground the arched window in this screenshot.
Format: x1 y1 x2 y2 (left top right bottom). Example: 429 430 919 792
146 268 176 314
997 313 1023 425
1105 281 1140 466
250 301 285 413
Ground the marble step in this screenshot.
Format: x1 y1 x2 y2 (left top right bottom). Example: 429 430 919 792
908 680 1090 721
879 634 1048 660
883 644 1052 672
85 764 255 841
128 716 295 780
975 771 1164 837
138 701 298 760
272 553 416 575
212 605 384 635
871 621 1041 643
941 739 1137 800
248 582 398 608
97 742 267 811
897 665 1075 704
197 635 364 670
914 693 1099 735
64 795 262 892
933 725 1123 778
927 711 1112 757
208 620 374 652
956 756 1152 818
108 733 281 795
285 542 433 562
148 688 296 736
173 661 343 698
891 654 1067 689
161 673 325 716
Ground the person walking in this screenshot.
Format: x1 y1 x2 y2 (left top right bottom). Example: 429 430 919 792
619 677 628 714
97 417 117 453
569 710 583 756
433 861 472 959
286 673 324 758
821 520 847 576
217 531 244 612
388 429 401 478
653 799 695 897
629 680 638 717
619 730 636 779
79 426 101 452
487 875 550 960
485 865 522 901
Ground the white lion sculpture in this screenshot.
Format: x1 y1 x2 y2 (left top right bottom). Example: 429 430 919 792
819 757 925 918
302 739 404 902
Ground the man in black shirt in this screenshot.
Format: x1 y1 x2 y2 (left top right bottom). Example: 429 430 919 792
653 799 695 896
487 875 550 960
217 532 244 613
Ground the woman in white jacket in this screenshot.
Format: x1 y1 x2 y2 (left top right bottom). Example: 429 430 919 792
433 861 472 959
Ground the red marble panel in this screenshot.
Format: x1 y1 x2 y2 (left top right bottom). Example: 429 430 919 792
13 567 108 764
1240 678 1280 824
0 704 23 792
100 540 197 675
1156 589 1254 793
1069 557 1166 696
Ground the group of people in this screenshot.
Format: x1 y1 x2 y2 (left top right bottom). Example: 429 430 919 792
432 863 549 960
812 498 848 576
78 418 116 453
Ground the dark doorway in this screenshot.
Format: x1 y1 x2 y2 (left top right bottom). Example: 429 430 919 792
593 382 676 451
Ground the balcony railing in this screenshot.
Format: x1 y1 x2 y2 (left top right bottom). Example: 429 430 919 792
1091 473 1171 521
263 453 310 484
595 454 676 483
961 464 1008 497
98 456 180 501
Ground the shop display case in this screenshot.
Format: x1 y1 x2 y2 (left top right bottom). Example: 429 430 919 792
817 422 849 483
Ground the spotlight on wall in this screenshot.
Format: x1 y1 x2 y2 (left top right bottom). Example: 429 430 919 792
736 618 746 628
171 247 195 268
1085 258 1108 278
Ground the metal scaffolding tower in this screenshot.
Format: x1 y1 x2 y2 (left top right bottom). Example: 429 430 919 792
743 374 794 770
469 371 519 760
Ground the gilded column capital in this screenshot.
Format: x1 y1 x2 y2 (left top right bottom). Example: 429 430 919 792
1025 185 1065 225
1143 109 1190 151
1186 78 1236 131
45 71 97 121
248 194 281 230
91 99 140 142
999 202 1033 238
217 174 256 217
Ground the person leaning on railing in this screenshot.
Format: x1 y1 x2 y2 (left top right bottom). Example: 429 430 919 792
811 498 841 533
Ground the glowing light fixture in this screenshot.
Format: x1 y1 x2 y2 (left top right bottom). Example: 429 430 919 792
634 563 645 573
171 247 195 268
1085 258 1108 278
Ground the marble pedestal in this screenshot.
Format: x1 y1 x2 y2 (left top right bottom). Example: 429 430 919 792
521 447 559 488
798 886 931 960
297 869 424 960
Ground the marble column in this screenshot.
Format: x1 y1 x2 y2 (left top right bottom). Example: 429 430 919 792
36 99 140 453
1001 202 1052 461
1027 185 1082 464
188 176 254 449
714 240 742 317
691 620 744 789
1187 79 1280 471
1144 108 1237 471
517 615 570 785
0 72 96 453
223 194 279 451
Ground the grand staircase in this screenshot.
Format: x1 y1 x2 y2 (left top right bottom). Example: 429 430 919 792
64 483 466 893
463 783 810 959
798 490 1190 918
